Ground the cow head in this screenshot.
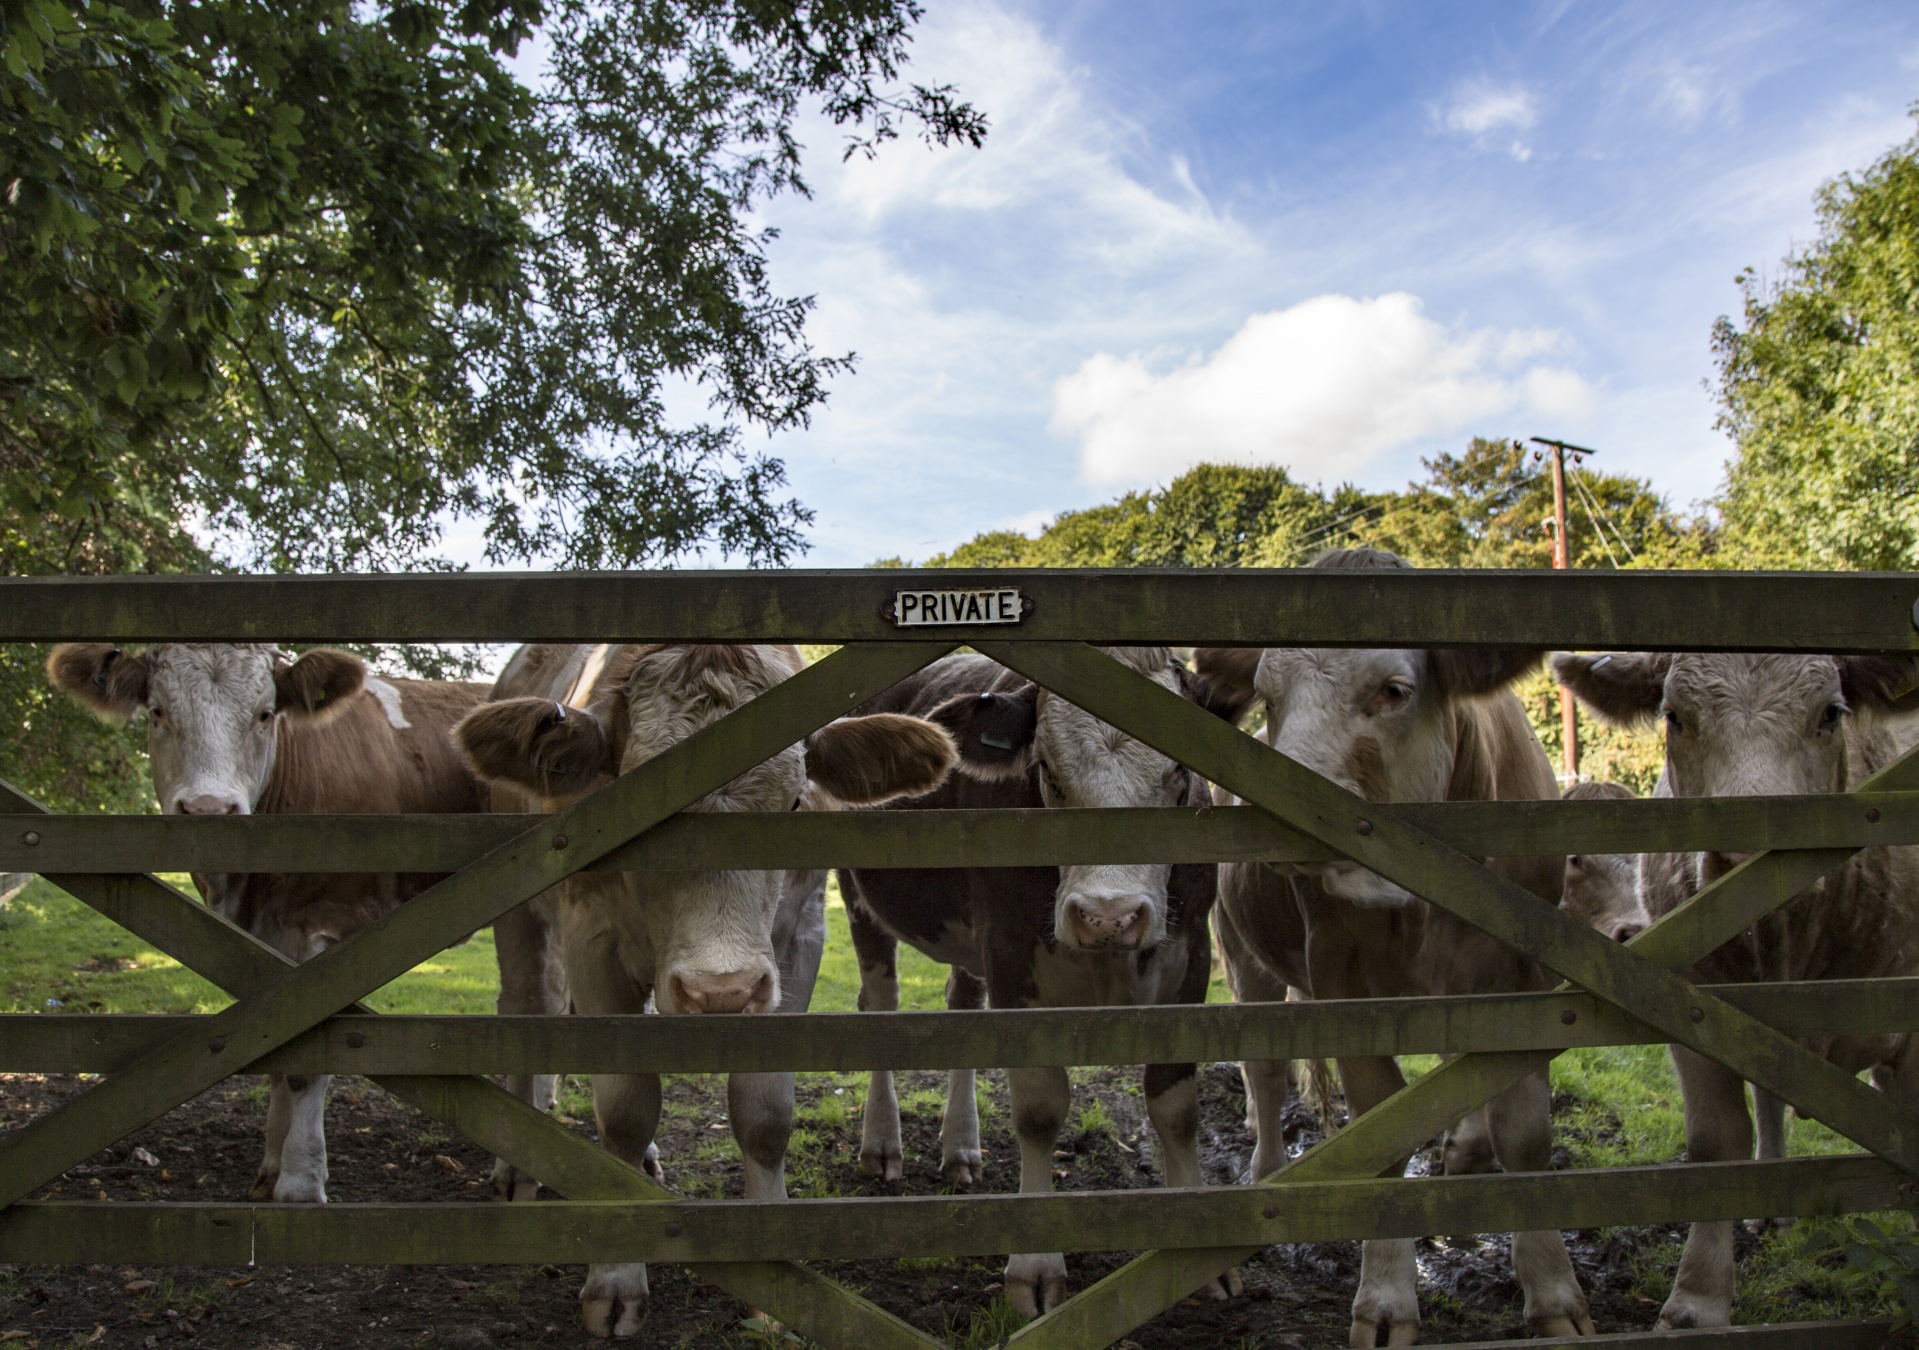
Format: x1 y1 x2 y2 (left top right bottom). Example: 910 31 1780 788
456 644 956 1015
1193 548 1541 907
1554 650 1919 877
928 647 1233 951
1558 780 1648 943
48 643 365 816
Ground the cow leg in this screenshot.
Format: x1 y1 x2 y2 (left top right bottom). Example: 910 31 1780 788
1743 1084 1792 1232
251 1075 294 1200
1660 1046 1752 1330
270 1073 333 1204
578 1069 662 1338
1339 1055 1419 1349
1146 1062 1243 1301
729 1072 795 1201
492 897 566 1202
1441 1105 1497 1176
1486 1069 1593 1337
1219 928 1294 1181
1004 1065 1071 1319
847 888 905 1181
942 968 986 1185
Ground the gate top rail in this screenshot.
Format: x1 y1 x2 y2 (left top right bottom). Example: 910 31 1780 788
1 568 1916 650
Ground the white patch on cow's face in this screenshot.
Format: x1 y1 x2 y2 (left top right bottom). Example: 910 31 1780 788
1032 649 1187 950
619 646 807 1015
144 645 282 816
1256 647 1456 907
1659 655 1848 806
1563 852 1648 943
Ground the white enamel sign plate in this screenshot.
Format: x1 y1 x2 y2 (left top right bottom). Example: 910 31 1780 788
892 587 1025 627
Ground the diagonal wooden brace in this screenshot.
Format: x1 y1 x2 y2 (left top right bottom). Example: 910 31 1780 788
980 642 1918 1350
0 802 946 1349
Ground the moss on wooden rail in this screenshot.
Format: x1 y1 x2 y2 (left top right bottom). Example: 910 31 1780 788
1 568 1916 649
0 1155 1900 1266
5 978 1915 1075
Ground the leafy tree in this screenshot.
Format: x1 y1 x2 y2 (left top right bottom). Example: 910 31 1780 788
3 0 983 575
1715 111 1919 570
2 0 981 810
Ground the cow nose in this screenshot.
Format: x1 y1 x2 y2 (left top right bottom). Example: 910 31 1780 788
175 795 245 816
1709 850 1755 873
1063 895 1151 949
668 968 776 1015
1609 918 1646 944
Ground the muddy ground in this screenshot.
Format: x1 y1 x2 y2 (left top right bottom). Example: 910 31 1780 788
0 1066 1815 1349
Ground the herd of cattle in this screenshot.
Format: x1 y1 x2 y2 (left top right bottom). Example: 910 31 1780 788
36 547 1919 1346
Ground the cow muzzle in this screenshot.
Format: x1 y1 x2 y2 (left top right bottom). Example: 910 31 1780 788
1060 893 1154 949
665 965 778 1015
173 794 247 816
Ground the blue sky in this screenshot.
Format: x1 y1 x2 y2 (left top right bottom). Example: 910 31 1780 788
726 0 1919 567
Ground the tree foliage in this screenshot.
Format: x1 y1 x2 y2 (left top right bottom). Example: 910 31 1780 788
1715 110 1919 570
2 0 984 575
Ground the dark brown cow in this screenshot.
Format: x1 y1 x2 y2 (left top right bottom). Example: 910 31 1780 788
49 642 509 1205
838 649 1239 1319
1195 546 1593 1347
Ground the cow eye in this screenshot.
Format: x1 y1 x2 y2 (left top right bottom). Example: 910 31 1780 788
1820 703 1843 731
149 706 166 722
257 709 274 724
1665 709 1683 733
1568 855 1583 868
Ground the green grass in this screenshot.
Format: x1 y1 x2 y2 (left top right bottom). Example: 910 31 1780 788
0 876 501 1016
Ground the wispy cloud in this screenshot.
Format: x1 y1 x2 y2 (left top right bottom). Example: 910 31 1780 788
1050 293 1593 487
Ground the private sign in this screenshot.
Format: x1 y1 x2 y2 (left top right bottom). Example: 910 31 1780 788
892 588 1024 627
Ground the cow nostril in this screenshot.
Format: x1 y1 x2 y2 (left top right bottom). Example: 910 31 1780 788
1613 922 1645 943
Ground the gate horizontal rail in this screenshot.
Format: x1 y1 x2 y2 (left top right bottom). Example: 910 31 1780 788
0 1156 1904 1266
7 978 1918 1075
2 568 1917 649
5 792 1917 874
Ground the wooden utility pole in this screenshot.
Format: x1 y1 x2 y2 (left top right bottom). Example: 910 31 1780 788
1530 436 1598 784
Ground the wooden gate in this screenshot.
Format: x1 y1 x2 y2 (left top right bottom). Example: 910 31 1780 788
2 567 1918 1349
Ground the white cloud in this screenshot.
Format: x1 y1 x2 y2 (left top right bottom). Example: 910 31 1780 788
1049 293 1594 487
1437 81 1540 160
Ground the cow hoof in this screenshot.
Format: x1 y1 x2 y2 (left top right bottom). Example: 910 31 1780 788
1200 1267 1243 1300
272 1177 327 1204
583 1297 646 1339
859 1144 904 1183
248 1173 278 1202
1349 1318 1419 1347
511 1178 540 1203
1657 1289 1729 1331
941 1150 983 1187
1006 1253 1068 1319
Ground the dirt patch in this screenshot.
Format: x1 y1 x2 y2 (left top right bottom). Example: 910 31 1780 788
0 1065 1762 1348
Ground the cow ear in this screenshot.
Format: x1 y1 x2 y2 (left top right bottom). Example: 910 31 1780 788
48 644 150 720
1187 648 1262 724
1839 655 1919 714
1428 648 1542 698
1552 652 1670 725
456 697 614 797
925 687 1038 781
805 713 958 805
274 649 365 720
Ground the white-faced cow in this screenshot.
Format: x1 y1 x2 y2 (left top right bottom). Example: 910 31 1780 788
1559 780 1650 945
1555 649 1919 1329
454 643 956 1339
1194 546 1594 1347
47 642 508 1205
836 648 1239 1320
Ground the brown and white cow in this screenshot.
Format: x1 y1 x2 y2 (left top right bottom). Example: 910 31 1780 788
836 648 1240 1319
455 643 956 1339
1195 546 1594 1347
47 642 511 1205
1559 780 1650 945
1555 649 1919 1329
